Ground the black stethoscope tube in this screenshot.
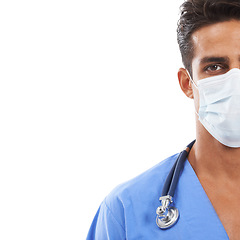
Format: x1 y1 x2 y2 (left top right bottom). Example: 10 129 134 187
161 158 177 196
161 140 196 197
156 140 196 229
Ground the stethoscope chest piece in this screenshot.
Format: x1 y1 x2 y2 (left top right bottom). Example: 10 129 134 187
156 195 179 229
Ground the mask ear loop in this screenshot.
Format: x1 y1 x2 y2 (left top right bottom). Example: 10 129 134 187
186 70 199 117
186 70 198 89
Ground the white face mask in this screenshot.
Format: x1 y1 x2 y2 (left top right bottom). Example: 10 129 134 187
190 68 240 148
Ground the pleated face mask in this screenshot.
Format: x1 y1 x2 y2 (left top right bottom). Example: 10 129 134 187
191 68 240 148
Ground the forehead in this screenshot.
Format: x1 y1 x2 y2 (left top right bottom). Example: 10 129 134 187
191 20 240 60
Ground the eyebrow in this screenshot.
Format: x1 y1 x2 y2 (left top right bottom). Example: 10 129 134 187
200 56 230 65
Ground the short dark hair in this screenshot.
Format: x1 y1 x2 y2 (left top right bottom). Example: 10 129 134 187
177 0 240 76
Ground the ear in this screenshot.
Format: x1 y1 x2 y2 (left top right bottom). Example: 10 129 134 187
178 68 194 99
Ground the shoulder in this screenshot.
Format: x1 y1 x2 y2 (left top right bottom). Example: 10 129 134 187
104 153 178 218
87 153 179 239
106 154 178 202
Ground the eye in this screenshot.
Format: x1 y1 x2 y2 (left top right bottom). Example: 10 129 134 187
204 64 228 74
206 64 222 72
207 65 221 71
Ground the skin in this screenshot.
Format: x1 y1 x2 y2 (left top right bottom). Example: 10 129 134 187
178 20 240 240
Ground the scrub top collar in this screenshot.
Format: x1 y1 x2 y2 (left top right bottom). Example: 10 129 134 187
174 159 229 239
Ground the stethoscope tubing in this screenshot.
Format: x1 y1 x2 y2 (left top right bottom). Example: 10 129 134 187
161 140 196 197
156 140 196 229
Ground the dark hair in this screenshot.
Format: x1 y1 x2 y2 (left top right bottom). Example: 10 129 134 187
177 0 240 76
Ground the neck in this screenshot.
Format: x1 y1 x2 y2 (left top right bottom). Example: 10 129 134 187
188 120 240 181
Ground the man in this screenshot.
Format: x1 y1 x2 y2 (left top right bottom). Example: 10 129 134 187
87 0 240 239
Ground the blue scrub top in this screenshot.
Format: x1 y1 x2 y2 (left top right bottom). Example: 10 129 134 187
87 153 229 239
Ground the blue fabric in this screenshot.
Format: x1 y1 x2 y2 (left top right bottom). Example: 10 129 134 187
87 154 229 239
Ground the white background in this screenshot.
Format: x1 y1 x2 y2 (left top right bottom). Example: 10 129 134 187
0 0 195 239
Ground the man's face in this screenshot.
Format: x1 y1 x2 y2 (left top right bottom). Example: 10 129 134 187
191 20 240 111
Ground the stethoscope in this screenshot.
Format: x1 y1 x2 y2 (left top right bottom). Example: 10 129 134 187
156 140 196 229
